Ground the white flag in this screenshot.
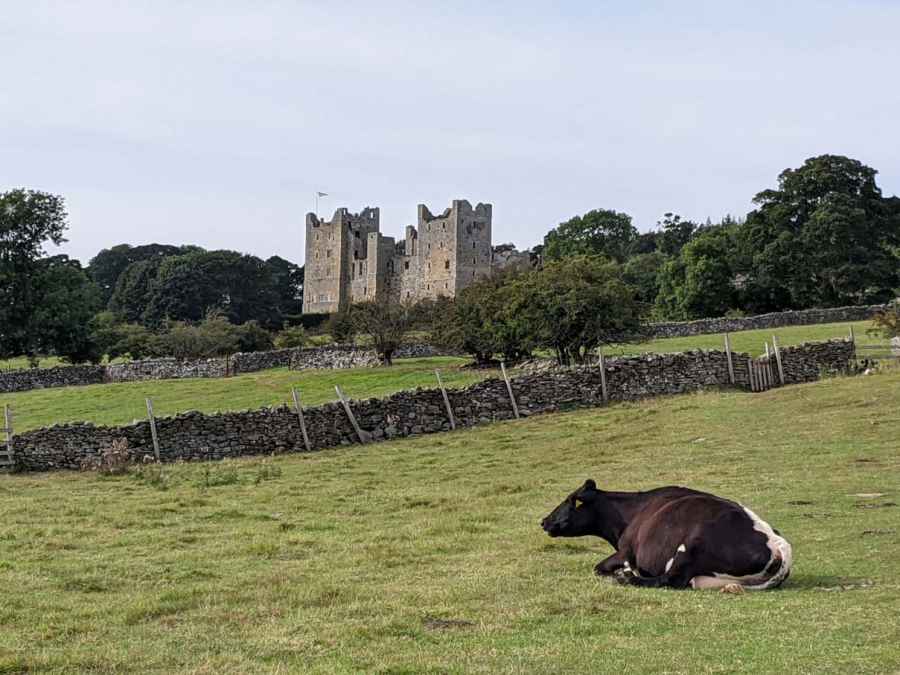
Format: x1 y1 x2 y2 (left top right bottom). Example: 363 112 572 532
316 191 328 197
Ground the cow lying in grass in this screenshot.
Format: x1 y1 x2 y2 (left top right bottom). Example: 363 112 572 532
541 480 792 592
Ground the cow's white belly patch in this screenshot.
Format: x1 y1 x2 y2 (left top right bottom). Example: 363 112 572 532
689 506 793 591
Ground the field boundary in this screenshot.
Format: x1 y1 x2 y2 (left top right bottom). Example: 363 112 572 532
8 339 854 473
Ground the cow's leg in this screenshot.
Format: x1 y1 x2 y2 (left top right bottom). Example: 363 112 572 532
593 550 628 577
615 551 698 590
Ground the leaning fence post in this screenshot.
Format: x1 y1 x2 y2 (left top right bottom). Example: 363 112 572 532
772 335 785 385
500 362 520 419
335 385 369 443
849 324 855 344
434 370 456 430
291 387 312 452
145 398 161 462
724 334 735 385
598 350 609 402
764 343 773 388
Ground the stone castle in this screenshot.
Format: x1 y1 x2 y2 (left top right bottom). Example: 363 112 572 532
302 199 495 313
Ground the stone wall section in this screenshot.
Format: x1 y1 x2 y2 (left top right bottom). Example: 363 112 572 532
11 340 853 473
0 344 446 394
645 304 887 339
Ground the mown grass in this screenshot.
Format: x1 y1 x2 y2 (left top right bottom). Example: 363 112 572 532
0 357 494 433
1 369 898 673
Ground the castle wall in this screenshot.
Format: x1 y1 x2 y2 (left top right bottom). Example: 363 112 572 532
302 200 492 312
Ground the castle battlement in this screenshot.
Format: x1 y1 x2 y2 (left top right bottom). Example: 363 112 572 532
302 199 493 314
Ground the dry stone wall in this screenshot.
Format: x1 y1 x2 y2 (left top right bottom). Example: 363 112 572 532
11 339 853 473
0 343 446 394
645 304 887 339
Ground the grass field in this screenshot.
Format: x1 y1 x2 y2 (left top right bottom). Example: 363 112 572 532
0 357 494 434
1 369 898 673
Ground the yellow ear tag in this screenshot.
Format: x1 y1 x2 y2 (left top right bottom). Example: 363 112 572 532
574 498 584 508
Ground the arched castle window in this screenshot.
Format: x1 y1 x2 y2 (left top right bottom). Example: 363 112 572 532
444 260 450 270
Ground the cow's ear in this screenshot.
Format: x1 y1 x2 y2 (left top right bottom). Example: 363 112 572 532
583 479 596 491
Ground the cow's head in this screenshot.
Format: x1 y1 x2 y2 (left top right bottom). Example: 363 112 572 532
541 479 601 538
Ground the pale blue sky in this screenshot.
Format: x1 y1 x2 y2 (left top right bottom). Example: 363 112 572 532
3 1 898 264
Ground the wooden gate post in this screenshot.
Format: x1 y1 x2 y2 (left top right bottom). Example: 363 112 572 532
772 335 785 385
291 387 312 452
335 385 369 443
145 398 161 462
764 343 773 388
598 350 609 402
434 370 456 430
724 334 735 385
747 358 756 392
500 362 520 419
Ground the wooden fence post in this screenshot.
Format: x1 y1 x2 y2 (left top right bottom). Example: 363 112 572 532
772 335 785 386
764 343 773 388
1 404 13 469
291 387 312 452
434 370 456 430
724 334 735 385
335 385 369 443
145 398 161 462
500 362 520 419
598 350 609 402
747 358 756 392
849 324 855 344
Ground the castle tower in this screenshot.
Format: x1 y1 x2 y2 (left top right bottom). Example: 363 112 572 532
415 200 492 300
302 207 379 314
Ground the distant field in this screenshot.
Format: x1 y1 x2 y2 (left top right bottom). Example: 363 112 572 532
1 369 898 673
610 319 880 357
0 357 495 433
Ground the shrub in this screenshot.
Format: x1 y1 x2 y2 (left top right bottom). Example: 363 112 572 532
274 325 309 349
328 310 356 344
235 320 274 353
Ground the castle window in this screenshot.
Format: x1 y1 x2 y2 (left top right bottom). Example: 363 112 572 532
354 251 358 260
473 257 476 264
326 249 332 258
404 261 409 270
445 260 450 270
359 262 364 275
315 252 319 260
444 282 448 289
354 231 360 239
472 241 476 249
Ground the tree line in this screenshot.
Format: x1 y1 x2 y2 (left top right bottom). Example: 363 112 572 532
2 153 898 366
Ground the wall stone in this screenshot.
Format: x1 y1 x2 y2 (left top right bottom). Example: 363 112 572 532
10 339 853 473
0 343 450 394
645 304 887 339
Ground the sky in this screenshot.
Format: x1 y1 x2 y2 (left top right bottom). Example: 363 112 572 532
3 1 899 265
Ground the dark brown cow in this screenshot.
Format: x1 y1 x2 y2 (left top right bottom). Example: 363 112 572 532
541 480 792 591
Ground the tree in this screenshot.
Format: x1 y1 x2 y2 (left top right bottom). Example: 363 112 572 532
0 189 68 358
88 243 185 306
655 227 738 320
742 155 900 310
623 251 667 311
869 301 900 339
510 256 641 365
350 297 414 366
274 325 309 349
89 312 162 361
31 256 103 363
109 257 165 324
656 213 698 257
544 209 638 262
265 256 304 318
142 250 283 328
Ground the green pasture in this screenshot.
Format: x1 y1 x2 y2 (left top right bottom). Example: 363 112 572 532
1 369 898 673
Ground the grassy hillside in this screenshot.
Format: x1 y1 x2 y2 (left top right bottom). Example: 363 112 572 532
0 357 493 434
1 370 898 673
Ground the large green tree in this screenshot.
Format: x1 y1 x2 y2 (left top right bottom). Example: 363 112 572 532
31 256 103 363
88 243 187 306
742 155 900 310
142 250 282 328
544 209 638 262
0 189 69 358
655 226 738 320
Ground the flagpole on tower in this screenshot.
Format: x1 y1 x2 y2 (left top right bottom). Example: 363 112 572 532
315 191 328 218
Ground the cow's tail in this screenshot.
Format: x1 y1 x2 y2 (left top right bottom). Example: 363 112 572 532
744 535 793 591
